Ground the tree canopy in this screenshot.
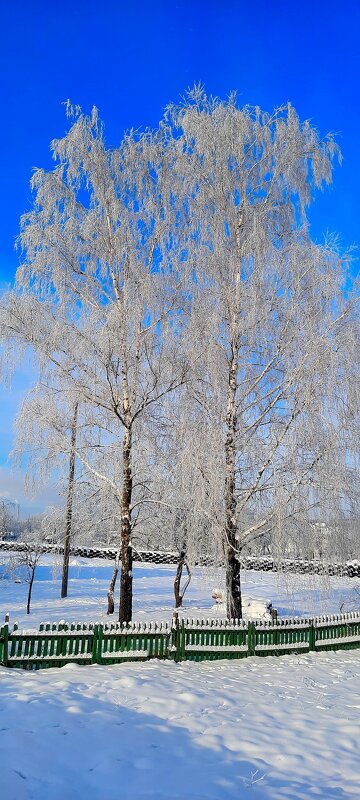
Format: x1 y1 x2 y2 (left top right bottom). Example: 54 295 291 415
1 89 359 620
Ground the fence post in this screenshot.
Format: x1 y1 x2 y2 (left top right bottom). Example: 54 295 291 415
97 624 103 664
0 622 9 667
92 624 99 664
248 621 256 657
171 612 180 662
181 618 186 661
308 620 316 652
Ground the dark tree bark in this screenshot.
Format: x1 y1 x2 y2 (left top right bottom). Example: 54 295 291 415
119 424 133 623
225 344 242 620
107 551 120 614
61 402 78 599
27 566 36 614
224 214 243 620
226 546 242 620
174 550 192 608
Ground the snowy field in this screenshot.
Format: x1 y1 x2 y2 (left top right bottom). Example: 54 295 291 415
1 556 360 629
1 560 360 799
1 652 360 799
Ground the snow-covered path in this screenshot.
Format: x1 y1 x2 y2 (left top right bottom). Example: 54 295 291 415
1 650 360 800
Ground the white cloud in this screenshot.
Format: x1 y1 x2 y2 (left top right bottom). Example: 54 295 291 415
0 466 61 517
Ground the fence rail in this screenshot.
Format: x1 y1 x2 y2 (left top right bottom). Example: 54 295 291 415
1 540 360 576
1 611 360 670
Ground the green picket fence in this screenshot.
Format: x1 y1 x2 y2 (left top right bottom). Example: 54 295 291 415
1 611 360 670
0 618 175 669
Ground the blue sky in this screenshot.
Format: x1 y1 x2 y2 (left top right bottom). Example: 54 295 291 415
0 0 359 514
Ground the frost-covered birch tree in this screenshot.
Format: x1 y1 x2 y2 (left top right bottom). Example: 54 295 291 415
0 105 192 622
169 88 359 618
145 394 223 606
1 89 358 624
13 383 81 598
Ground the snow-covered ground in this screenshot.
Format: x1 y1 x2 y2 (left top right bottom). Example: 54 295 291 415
1 651 360 799
1 559 360 799
1 556 360 629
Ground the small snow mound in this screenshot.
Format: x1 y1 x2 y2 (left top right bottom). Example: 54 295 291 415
211 588 224 603
211 595 272 620
244 597 272 620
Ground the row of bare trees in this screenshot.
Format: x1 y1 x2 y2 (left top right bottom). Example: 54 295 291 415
1 88 359 620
